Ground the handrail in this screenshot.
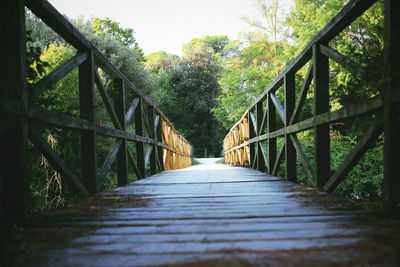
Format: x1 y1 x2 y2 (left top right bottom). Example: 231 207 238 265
224 0 399 216
0 0 190 220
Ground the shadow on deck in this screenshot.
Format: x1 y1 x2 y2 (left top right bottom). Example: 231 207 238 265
1 159 400 266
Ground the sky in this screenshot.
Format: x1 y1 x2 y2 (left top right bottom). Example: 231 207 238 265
48 0 293 56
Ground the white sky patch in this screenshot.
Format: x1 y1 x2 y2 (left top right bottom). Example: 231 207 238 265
48 0 294 56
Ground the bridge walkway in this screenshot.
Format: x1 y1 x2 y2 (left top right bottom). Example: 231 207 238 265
2 159 400 266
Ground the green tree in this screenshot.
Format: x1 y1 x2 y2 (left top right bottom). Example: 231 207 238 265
145 51 180 73
149 36 228 157
90 17 145 62
213 33 286 129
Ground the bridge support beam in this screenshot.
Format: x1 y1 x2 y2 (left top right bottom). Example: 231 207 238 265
383 0 400 217
135 98 145 178
114 78 128 186
313 43 330 188
0 0 28 222
147 106 156 175
285 72 296 182
248 112 256 169
268 93 277 175
79 50 97 193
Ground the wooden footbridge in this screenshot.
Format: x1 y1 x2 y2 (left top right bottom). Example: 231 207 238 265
1 0 400 266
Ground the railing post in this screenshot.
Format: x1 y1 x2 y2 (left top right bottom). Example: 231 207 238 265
135 98 145 178
0 0 28 221
114 78 128 186
248 112 256 168
383 0 400 216
147 106 157 175
285 73 296 182
268 93 277 174
79 49 97 193
313 43 330 187
157 115 164 172
256 102 265 172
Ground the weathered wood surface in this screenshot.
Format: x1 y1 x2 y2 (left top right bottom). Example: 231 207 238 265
1 159 400 266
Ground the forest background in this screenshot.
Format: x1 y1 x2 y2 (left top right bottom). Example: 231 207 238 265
22 0 384 212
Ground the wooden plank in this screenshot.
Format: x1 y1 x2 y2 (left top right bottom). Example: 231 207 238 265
97 141 121 192
94 69 122 130
313 44 330 187
248 97 384 145
79 50 97 193
290 135 315 183
285 73 296 182
290 63 313 125
29 128 89 196
324 116 383 192
30 105 95 131
7 159 400 266
30 52 88 102
320 45 363 78
287 97 384 135
96 125 125 139
135 98 146 178
0 0 28 221
114 78 128 186
383 0 400 216
270 93 286 124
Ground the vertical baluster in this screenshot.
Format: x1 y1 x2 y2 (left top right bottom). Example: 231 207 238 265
79 49 97 193
313 43 330 187
135 98 145 178
285 72 296 182
148 106 156 175
157 115 164 172
114 78 128 185
383 0 400 216
268 93 277 175
0 0 28 221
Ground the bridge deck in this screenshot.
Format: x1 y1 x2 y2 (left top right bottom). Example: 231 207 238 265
2 159 400 266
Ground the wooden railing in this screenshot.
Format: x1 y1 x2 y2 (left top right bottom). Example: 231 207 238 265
0 0 190 220
223 0 400 215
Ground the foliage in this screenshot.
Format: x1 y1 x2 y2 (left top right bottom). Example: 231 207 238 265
38 44 79 115
166 62 223 157
146 36 227 157
26 30 49 84
145 51 180 73
213 34 286 129
90 17 145 62
331 133 384 202
286 0 384 109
